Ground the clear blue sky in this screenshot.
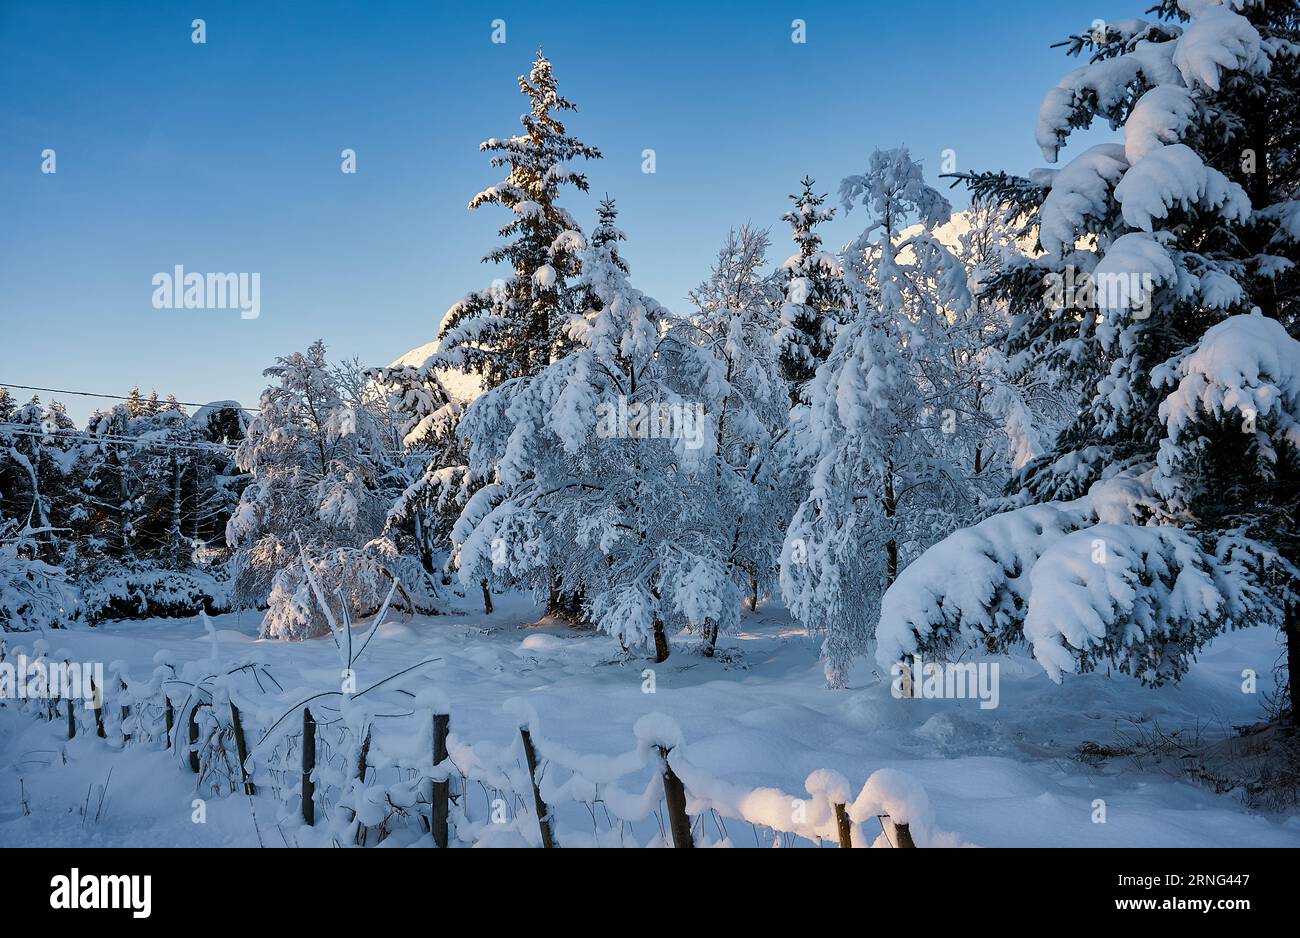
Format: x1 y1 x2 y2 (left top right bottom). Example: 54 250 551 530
0 0 1135 425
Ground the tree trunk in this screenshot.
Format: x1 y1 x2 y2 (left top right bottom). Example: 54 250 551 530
703 621 719 658
652 619 670 663
414 513 434 575
480 578 493 615
1287 602 1300 730
884 471 898 587
169 453 183 562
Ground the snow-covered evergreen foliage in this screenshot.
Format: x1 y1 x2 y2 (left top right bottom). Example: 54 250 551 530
879 0 1300 700
0 522 80 631
780 147 979 687
773 176 845 399
433 51 602 390
226 342 445 638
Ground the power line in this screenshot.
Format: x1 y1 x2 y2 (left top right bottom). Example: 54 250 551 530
0 381 258 414
0 422 237 454
1 384 417 460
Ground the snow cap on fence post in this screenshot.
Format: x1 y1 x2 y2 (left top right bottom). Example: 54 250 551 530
848 767 931 847
632 712 684 756
804 769 851 806
502 695 540 732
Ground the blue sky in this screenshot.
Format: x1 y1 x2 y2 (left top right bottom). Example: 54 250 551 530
0 0 1136 424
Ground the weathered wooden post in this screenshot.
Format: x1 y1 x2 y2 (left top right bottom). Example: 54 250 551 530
48 667 59 722
834 803 853 848
353 725 372 846
119 678 131 743
519 726 555 848
893 820 916 848
302 707 316 826
230 701 255 796
658 745 693 848
187 702 202 773
91 677 105 738
431 712 450 848
64 660 75 740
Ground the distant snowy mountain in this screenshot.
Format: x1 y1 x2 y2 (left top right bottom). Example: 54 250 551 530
386 341 484 404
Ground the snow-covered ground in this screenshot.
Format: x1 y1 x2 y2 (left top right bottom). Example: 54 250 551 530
3 594 1298 848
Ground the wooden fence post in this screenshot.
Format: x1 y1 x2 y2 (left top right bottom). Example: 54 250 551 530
187 702 202 773
65 661 75 740
302 707 316 826
892 820 916 848
519 726 555 848
119 678 131 743
354 725 372 846
91 677 105 739
230 701 255 796
164 697 174 750
432 713 450 848
834 803 852 848
658 745 693 848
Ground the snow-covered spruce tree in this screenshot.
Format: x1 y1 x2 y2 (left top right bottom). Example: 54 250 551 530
365 358 466 578
433 51 601 390
878 0 1300 711
781 148 976 688
0 392 82 630
773 176 846 402
683 225 792 642
227 341 438 639
187 402 250 558
590 194 628 272
0 392 78 564
451 238 759 661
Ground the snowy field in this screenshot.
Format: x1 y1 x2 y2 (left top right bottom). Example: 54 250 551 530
3 596 1298 848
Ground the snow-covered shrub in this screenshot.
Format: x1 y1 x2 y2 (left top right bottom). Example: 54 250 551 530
226 342 395 621
81 562 229 624
0 538 81 631
261 541 441 641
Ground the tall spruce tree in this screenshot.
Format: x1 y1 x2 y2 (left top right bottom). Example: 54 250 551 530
590 194 628 272
774 176 845 401
434 51 602 390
